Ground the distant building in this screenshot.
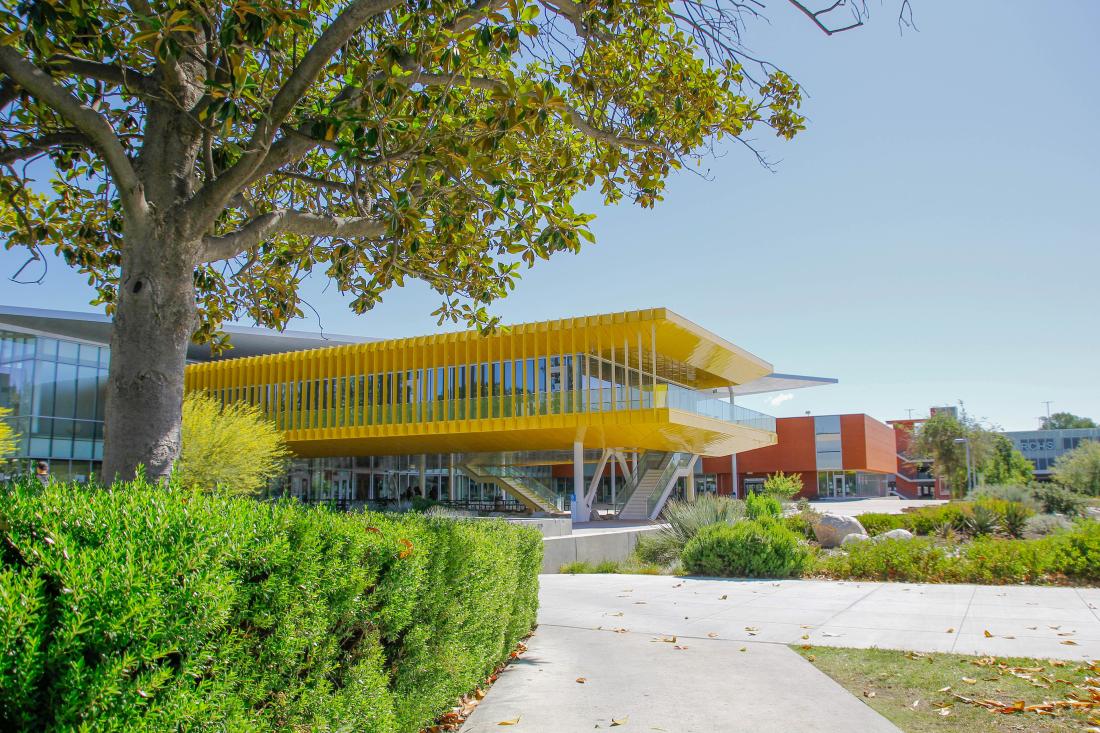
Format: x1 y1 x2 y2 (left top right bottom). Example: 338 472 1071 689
701 413 898 500
1002 428 1100 481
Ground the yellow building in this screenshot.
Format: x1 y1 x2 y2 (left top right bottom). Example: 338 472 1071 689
184 307 794 520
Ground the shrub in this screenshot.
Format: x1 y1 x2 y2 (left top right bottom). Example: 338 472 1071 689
1023 514 1072 539
817 538 953 583
960 537 1050 584
0 478 541 732
1048 520 1100 582
176 391 291 495
782 513 816 541
1032 483 1088 516
857 513 912 536
968 484 1039 510
560 561 595 573
760 471 804 501
906 503 973 535
681 519 809 578
640 494 745 565
410 495 442 513
745 492 782 521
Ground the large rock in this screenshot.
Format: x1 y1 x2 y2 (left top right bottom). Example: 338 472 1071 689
841 532 871 547
812 514 867 548
875 528 914 542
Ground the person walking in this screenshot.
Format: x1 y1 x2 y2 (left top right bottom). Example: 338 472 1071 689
34 460 49 485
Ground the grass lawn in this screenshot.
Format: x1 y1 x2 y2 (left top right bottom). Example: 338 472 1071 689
794 645 1100 732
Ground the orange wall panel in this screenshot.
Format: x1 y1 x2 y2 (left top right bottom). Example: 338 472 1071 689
737 416 817 473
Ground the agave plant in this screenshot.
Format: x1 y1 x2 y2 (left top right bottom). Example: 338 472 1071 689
965 504 1001 537
636 494 745 565
1001 502 1032 539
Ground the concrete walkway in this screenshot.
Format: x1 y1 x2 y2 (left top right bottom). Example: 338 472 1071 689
462 575 1100 732
808 497 947 515
539 574 1100 660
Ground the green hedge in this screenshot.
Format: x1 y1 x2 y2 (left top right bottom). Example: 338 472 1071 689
816 521 1100 585
0 478 541 732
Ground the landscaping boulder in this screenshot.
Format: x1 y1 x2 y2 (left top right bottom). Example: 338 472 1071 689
841 532 870 547
876 528 914 542
812 514 867 548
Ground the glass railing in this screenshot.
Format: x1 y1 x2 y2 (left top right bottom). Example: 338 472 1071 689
611 450 669 511
658 385 776 432
267 385 774 433
471 463 564 511
645 452 695 518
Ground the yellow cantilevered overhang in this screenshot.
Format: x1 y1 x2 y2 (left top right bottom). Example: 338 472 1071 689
184 308 777 459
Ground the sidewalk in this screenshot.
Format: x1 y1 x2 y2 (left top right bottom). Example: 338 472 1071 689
538 574 1100 660
462 575 1100 732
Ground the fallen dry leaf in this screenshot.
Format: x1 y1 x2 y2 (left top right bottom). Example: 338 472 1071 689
864 690 876 698
938 686 952 693
939 709 951 717
610 716 628 726
962 677 977 684
720 594 728 600
576 677 587 684
707 632 719 639
801 634 810 640
497 717 520 726
1062 640 1079 646
946 628 955 633
984 630 994 638
673 645 688 650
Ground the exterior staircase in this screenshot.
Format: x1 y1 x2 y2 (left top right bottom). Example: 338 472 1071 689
616 451 697 520
459 461 564 514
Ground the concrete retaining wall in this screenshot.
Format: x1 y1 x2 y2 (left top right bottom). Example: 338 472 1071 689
541 526 663 573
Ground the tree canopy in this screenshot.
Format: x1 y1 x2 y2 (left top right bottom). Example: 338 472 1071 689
0 0 909 480
1054 440 1100 497
1041 412 1098 430
911 407 993 498
982 434 1033 487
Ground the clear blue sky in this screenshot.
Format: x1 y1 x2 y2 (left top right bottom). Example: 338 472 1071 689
3 0 1098 430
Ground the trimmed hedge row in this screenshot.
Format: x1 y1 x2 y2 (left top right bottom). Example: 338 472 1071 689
0 478 541 732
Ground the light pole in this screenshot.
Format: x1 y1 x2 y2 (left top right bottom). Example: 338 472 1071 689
953 437 973 494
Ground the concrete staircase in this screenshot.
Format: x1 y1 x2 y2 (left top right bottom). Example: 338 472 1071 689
459 462 563 514
617 452 696 520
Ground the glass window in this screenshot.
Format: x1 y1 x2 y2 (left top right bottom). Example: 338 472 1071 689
57 340 79 362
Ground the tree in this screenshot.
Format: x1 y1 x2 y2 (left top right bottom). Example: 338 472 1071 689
761 471 803 501
175 391 290 495
1053 440 1100 497
0 0 908 482
981 434 1033 487
911 406 994 499
1041 412 1098 430
0 406 17 466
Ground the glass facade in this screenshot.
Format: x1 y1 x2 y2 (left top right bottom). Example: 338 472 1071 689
1005 429 1100 475
817 470 888 498
0 329 109 481
814 415 842 470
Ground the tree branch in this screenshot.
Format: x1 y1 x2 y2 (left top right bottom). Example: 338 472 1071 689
785 0 864 35
0 130 91 164
47 54 159 97
388 71 672 153
185 0 403 236
0 47 148 219
201 210 386 262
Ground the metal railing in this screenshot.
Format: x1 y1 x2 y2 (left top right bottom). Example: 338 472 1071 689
659 385 776 431
464 463 564 511
645 452 695 518
611 451 669 512
270 385 775 433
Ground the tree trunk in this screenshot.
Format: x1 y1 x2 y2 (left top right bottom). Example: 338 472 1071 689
101 231 198 484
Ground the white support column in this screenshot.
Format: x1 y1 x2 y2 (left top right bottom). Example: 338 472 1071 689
685 468 696 501
610 462 616 508
572 440 586 522
448 454 456 501
584 449 612 519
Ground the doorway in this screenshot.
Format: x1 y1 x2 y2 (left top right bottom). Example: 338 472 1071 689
832 474 846 498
